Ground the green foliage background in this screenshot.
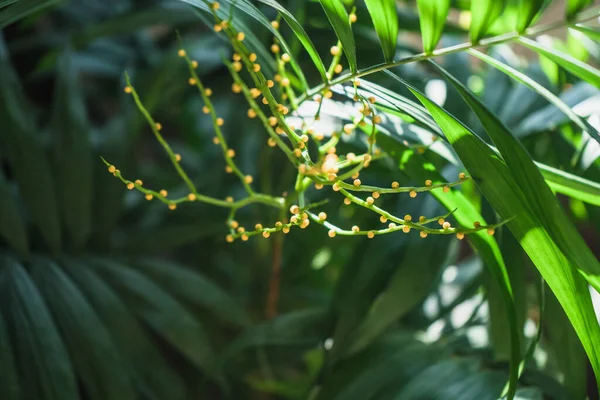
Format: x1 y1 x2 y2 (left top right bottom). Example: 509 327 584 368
1 0 600 399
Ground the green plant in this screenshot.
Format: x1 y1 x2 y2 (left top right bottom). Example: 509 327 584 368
0 30 249 399
111 0 600 397
2 0 600 399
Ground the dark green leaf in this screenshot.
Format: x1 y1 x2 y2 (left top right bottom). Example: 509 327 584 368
0 308 20 400
0 256 77 400
416 0 450 53
318 0 357 73
133 258 248 327
0 0 64 28
518 37 600 87
91 259 218 378
0 38 61 251
470 0 506 42
394 360 504 400
318 337 445 400
0 169 28 254
221 309 327 360
31 259 135 400
52 50 93 249
63 260 186 400
364 0 398 61
258 0 328 83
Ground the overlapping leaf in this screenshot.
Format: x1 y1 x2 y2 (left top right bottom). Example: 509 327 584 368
0 257 78 400
518 37 600 88
318 0 357 72
416 0 450 53
31 260 135 400
392 66 600 388
52 50 93 249
364 0 398 61
258 0 328 83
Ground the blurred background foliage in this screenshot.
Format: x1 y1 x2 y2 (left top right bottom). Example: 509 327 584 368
0 0 599 399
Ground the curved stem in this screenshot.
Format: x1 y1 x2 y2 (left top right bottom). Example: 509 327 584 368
296 10 600 104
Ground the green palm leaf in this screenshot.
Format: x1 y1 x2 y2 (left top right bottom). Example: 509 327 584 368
63 260 186 400
364 0 398 61
318 0 357 73
396 67 600 389
0 257 78 400
518 36 600 87
416 0 450 53
31 259 135 400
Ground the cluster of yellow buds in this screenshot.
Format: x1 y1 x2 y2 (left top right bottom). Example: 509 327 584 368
106 3 505 245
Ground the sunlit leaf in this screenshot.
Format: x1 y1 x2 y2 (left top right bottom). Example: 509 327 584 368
409 64 600 387
470 0 506 42
469 49 600 145
518 37 600 87
416 0 450 53
318 0 357 73
566 0 594 18
516 0 545 32
364 0 398 61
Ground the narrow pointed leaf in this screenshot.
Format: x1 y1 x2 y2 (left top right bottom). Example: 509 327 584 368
31 260 135 400
469 49 600 145
183 0 309 87
0 38 61 251
0 257 77 400
133 258 248 327
318 0 357 73
404 65 600 387
566 0 593 18
470 0 506 42
539 164 600 206
91 259 218 377
518 37 600 87
364 0 398 61
432 61 600 291
516 0 545 32
571 24 600 41
221 0 310 88
0 0 64 28
356 77 599 206
545 287 587 398
180 0 276 77
52 50 93 248
63 260 186 400
0 170 28 254
258 0 328 83
416 0 450 53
